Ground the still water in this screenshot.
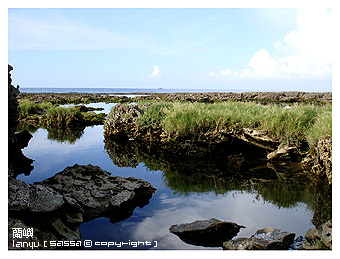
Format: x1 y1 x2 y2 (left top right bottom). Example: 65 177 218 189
17 122 322 249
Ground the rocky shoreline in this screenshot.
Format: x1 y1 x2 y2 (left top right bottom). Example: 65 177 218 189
8 65 157 249
10 64 332 250
19 91 332 104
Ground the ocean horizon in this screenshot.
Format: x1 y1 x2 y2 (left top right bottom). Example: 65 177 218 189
20 87 251 94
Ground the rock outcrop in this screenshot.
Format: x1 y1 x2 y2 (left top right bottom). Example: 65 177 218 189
169 218 245 247
9 164 156 249
302 220 332 249
303 137 332 184
223 226 295 250
267 145 301 161
8 64 34 177
103 104 144 141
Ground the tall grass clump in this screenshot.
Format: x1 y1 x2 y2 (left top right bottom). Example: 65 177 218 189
162 101 266 138
155 101 331 149
19 99 41 116
260 104 331 147
136 102 171 129
19 99 54 117
305 109 332 147
45 106 82 126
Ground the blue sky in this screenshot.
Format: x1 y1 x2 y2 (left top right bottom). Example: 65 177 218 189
8 7 333 91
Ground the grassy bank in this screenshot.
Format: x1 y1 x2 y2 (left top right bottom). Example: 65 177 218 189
135 101 331 150
18 99 106 127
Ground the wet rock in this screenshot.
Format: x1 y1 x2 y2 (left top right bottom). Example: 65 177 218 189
267 145 301 162
303 220 332 249
169 218 245 247
223 227 295 250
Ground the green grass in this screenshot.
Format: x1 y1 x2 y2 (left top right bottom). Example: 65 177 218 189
45 106 82 126
19 99 54 117
18 99 41 116
135 101 332 149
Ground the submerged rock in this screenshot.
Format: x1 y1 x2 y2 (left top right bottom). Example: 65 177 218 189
223 226 295 250
169 218 245 247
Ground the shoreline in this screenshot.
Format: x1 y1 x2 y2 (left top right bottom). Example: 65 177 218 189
19 91 332 105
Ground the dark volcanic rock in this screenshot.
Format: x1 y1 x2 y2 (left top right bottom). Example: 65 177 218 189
8 177 65 212
223 226 295 250
9 164 157 248
169 218 245 247
37 164 157 222
8 64 34 177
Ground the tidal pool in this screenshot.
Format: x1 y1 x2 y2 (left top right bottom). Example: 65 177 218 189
17 125 328 249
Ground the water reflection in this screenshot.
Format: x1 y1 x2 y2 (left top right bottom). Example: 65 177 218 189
15 125 331 249
104 137 331 231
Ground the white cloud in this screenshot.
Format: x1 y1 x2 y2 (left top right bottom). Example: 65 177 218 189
208 9 332 81
148 66 160 78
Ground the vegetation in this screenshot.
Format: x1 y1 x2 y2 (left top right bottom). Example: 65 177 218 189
18 99 106 127
136 101 332 149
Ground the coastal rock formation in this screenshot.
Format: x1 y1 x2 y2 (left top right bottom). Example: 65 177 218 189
103 104 144 141
8 64 34 177
19 91 332 104
38 164 157 222
267 145 301 162
303 137 332 184
9 164 156 248
169 218 245 247
223 227 295 250
240 128 279 150
302 220 332 249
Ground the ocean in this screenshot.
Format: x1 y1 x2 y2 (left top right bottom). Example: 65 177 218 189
20 87 247 94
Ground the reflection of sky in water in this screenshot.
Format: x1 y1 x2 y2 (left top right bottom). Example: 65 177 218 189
19 126 314 249
60 102 116 114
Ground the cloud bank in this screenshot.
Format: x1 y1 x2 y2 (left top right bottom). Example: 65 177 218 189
208 9 332 81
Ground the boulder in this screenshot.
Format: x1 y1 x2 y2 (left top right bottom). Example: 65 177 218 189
223 227 295 250
8 177 65 212
38 164 157 222
170 218 245 247
9 164 157 247
303 220 332 249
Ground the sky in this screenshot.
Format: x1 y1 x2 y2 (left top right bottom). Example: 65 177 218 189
8 7 334 91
